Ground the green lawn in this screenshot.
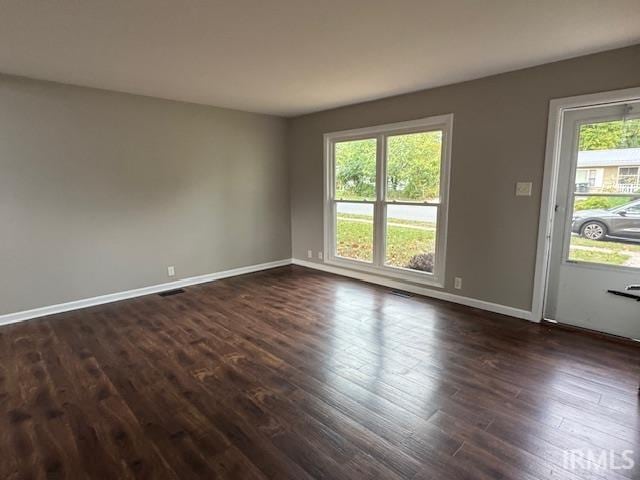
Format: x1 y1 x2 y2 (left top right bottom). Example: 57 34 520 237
336 217 374 262
336 214 435 267
336 214 639 268
568 248 629 265
568 236 639 265
570 236 640 252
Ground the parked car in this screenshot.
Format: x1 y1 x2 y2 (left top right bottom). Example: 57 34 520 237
572 198 640 241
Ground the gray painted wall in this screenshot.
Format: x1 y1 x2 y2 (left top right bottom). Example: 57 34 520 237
1 74 290 315
3 44 639 317
287 44 640 311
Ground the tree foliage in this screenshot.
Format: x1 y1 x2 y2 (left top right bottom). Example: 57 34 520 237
335 139 376 199
574 196 632 211
387 132 441 201
579 119 640 151
334 132 442 201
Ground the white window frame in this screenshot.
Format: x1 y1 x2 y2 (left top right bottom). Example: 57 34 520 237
617 166 640 185
323 114 453 288
576 168 603 188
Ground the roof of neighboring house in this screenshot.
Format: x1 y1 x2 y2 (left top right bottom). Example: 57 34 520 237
577 148 640 168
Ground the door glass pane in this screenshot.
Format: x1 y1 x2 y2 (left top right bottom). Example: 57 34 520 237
385 205 437 272
569 196 640 266
336 202 374 262
386 131 442 203
568 117 640 267
334 138 377 201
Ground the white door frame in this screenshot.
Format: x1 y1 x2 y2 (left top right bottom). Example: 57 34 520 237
531 86 640 322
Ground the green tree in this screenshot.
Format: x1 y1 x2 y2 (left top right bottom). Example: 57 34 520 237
579 119 640 151
334 131 443 202
335 139 376 199
387 131 441 201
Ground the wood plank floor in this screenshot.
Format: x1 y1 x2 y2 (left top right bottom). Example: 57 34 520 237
1 265 639 479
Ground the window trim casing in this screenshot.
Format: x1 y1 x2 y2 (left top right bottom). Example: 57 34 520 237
323 114 453 288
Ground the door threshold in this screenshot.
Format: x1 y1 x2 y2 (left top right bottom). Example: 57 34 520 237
541 319 640 347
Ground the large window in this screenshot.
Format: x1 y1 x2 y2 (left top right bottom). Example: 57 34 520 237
324 115 452 286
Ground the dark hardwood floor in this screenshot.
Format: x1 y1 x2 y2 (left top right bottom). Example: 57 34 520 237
1 265 639 479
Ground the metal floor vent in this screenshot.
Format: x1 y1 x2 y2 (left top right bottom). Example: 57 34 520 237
390 289 412 298
158 288 186 297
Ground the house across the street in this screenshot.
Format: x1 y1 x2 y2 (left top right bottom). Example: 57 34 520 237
576 147 640 193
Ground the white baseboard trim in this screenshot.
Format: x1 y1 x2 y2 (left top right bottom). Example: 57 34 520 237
0 259 292 327
292 258 536 322
2 257 536 327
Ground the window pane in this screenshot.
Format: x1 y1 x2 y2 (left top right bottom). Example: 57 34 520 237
569 118 640 268
385 205 437 272
336 202 374 262
334 138 377 201
386 131 442 203
575 169 588 184
569 196 640 268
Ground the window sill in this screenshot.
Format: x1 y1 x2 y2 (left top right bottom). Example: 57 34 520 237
325 257 444 288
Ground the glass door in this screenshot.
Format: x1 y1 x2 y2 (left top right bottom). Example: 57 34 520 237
545 101 640 339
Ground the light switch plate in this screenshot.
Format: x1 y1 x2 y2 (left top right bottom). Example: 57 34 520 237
515 182 532 196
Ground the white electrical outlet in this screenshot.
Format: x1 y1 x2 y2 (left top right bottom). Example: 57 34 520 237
454 277 462 289
515 182 532 196
317 251 323 260
167 266 175 277
307 250 313 259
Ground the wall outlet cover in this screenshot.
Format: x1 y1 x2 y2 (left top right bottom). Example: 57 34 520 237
515 182 533 196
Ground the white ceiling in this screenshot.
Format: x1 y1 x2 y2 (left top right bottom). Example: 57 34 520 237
0 1 638 117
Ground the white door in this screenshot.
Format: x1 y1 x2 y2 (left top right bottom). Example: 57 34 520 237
545 101 640 340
